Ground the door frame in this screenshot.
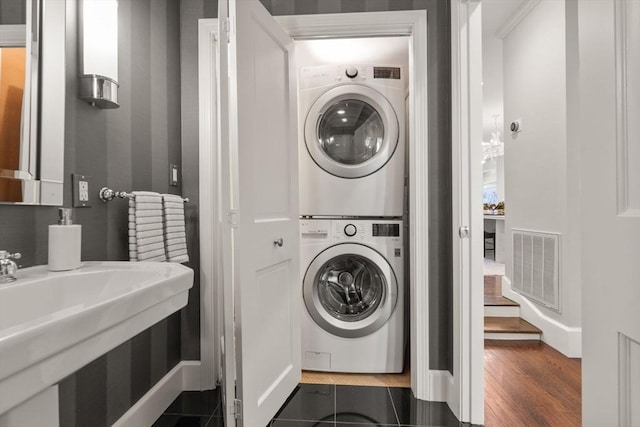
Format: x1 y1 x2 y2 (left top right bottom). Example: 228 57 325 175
198 19 221 389
198 7 482 423
273 9 433 401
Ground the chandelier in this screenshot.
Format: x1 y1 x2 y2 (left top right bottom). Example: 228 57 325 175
482 115 504 163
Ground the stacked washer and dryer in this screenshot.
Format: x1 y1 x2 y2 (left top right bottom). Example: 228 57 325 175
299 64 407 373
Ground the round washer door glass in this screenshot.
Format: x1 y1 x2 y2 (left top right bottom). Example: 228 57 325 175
305 85 399 179
316 253 385 322
304 243 398 338
317 99 384 165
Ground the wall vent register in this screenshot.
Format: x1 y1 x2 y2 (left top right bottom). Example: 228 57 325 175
512 229 560 311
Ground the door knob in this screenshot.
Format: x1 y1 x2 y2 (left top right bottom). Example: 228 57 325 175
274 238 284 247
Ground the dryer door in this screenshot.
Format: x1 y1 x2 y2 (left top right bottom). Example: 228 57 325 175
303 243 398 338
304 85 399 178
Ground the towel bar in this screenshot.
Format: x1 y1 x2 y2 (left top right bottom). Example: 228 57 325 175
99 187 189 203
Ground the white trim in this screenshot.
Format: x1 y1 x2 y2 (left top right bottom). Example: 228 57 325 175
199 6 436 414
427 370 453 403
485 333 541 340
198 19 220 390
614 0 640 217
112 361 204 427
496 0 541 40
198 10 432 408
484 305 520 317
502 276 582 357
39 0 65 205
275 10 430 402
274 11 421 39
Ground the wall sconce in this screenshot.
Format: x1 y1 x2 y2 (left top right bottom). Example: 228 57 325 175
78 0 119 109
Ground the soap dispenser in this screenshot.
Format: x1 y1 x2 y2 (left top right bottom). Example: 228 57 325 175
48 208 82 271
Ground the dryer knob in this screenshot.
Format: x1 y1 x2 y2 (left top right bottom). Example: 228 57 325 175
345 66 359 78
344 224 357 237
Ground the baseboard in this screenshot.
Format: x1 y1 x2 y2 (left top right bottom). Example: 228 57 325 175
427 370 453 402
502 276 582 357
112 361 205 427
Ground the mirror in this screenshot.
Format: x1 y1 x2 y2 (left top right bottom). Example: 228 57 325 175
0 0 65 205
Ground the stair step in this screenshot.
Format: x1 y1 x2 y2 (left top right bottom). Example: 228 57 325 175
484 317 542 341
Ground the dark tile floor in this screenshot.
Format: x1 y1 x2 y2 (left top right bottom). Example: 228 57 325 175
153 384 464 427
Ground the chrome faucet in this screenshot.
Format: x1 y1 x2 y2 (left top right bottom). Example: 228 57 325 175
0 251 22 284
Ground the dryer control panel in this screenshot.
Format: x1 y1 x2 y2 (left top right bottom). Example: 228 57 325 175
298 64 406 91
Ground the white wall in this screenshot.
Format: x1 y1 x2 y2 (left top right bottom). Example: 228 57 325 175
294 37 409 70
481 19 504 141
503 0 581 329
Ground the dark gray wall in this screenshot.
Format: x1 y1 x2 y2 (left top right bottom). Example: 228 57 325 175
0 0 191 425
179 0 453 371
1 0 451 422
0 0 25 24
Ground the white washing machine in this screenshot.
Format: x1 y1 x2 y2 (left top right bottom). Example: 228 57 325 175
300 218 404 373
298 65 406 217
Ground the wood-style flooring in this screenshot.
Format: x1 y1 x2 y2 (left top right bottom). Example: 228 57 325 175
485 340 582 427
485 316 542 334
484 275 518 306
300 369 410 388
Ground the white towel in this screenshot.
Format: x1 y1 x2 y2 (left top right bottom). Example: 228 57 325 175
133 195 163 204
129 209 163 218
131 202 163 211
128 215 163 224
165 225 186 233
162 194 189 263
164 201 184 209
129 191 166 262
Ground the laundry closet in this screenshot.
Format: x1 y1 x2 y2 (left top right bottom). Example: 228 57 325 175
294 36 411 380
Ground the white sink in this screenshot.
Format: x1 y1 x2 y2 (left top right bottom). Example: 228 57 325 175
0 261 193 415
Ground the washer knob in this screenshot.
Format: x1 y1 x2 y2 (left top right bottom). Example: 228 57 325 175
345 66 359 78
344 224 357 237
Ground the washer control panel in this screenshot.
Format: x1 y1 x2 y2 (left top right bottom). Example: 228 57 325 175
330 220 402 242
300 220 331 240
301 219 402 242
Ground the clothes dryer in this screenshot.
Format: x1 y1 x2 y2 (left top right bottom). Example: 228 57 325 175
300 218 404 373
299 65 406 217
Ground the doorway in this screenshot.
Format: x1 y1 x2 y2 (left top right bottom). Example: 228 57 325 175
477 1 583 425
198 8 436 426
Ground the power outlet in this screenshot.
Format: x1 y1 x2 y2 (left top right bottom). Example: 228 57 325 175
72 174 91 207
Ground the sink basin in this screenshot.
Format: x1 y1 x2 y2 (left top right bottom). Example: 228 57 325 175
0 261 193 415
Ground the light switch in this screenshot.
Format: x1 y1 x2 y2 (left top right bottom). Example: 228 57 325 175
72 174 91 207
169 164 179 187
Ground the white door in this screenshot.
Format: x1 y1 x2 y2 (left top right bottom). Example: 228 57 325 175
451 0 484 423
219 0 301 425
579 1 640 425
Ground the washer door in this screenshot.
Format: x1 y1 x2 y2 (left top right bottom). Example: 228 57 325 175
304 243 398 338
304 85 399 179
